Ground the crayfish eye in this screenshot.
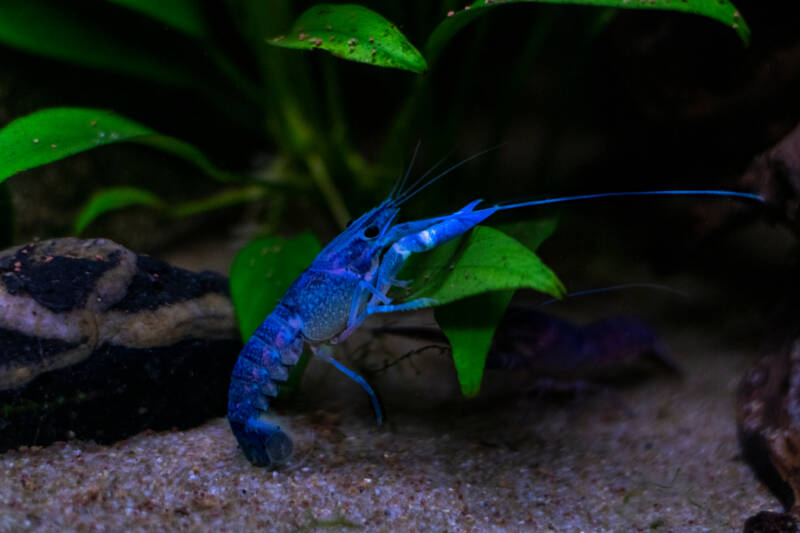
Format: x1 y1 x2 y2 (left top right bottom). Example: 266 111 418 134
363 225 379 239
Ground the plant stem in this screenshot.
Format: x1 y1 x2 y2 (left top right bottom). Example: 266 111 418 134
169 185 266 217
306 152 350 229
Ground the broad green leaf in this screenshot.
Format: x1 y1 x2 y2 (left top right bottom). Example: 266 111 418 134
0 108 155 183
396 224 565 397
106 0 206 37
435 291 514 397
398 225 565 306
230 233 322 341
0 0 197 86
426 0 750 63
74 187 165 235
0 108 242 184
270 4 427 73
412 217 564 397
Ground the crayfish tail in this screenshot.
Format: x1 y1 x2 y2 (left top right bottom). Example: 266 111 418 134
227 306 303 467
228 362 294 466
228 418 293 467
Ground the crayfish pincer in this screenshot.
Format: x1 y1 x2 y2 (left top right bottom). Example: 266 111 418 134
227 154 763 466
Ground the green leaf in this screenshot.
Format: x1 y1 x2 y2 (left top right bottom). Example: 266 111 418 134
269 4 427 73
74 185 266 235
435 291 514 397
401 224 563 398
106 0 206 37
0 108 153 183
0 0 197 86
230 233 322 341
426 0 750 63
0 108 242 185
399 225 565 306
74 187 165 234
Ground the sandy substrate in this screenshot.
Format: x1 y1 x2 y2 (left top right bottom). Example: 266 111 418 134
0 317 779 532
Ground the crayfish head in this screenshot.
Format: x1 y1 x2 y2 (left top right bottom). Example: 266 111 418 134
311 201 400 273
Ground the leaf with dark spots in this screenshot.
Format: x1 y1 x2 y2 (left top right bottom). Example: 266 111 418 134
0 108 245 185
269 4 427 73
425 0 750 65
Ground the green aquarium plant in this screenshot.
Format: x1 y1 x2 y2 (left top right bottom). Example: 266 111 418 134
0 0 749 396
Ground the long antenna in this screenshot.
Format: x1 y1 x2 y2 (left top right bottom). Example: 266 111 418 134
395 151 452 205
396 144 507 206
496 190 764 211
534 282 690 308
389 141 421 202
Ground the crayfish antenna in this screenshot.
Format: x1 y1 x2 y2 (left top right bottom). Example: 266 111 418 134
389 141 422 203
496 190 764 211
535 282 690 308
395 143 508 207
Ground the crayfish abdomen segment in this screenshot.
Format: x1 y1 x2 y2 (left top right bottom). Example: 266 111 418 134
227 304 303 467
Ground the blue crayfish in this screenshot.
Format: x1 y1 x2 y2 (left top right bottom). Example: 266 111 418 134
227 153 763 466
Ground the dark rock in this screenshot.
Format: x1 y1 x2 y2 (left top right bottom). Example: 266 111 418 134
0 238 242 450
743 511 798 533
